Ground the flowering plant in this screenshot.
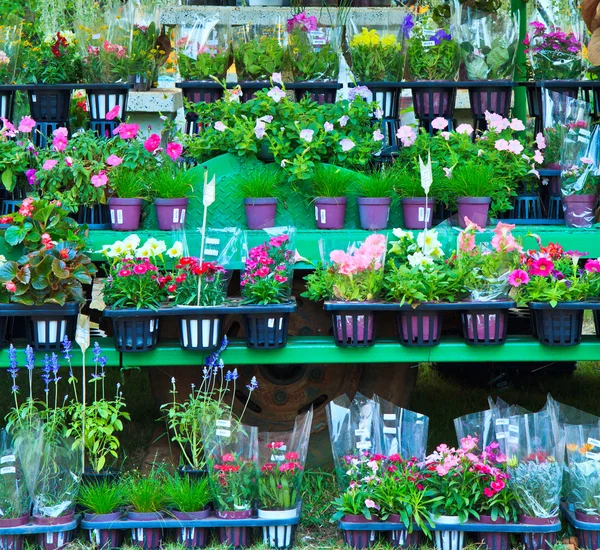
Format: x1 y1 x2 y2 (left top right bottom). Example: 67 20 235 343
561 160 600 195
0 118 36 194
525 20 583 80
543 121 584 167
169 256 228 307
303 234 387 302
25 30 82 84
241 232 294 305
348 24 404 82
257 442 304 510
0 20 21 84
100 235 183 310
125 18 166 87
508 237 600 306
232 22 285 81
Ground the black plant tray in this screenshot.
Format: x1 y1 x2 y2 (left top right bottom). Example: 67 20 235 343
176 81 232 90
287 81 341 90
517 80 588 90
538 169 562 177
528 301 600 310
0 302 80 316
341 301 515 312
83 83 133 91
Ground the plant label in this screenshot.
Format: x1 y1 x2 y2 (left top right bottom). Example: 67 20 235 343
355 428 367 437
0 455 15 464
216 419 231 428
271 454 285 461
586 451 600 460
588 437 600 448
0 466 15 475
32 95 36 102
205 248 218 256
110 210 115 224
496 432 506 439
356 441 371 450
320 209 326 224
149 320 154 333
268 318 275 328
216 428 231 437
117 209 123 225
508 425 519 433
383 427 396 434
180 209 186 223
421 40 436 47
383 414 396 421
173 209 180 223
314 206 318 220
507 436 519 444
418 207 431 222
496 419 509 426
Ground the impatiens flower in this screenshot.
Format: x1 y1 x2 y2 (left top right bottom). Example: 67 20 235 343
338 115 349 127
254 119 266 139
396 125 416 147
166 142 183 160
144 133 161 153
455 123 474 136
324 121 334 132
214 121 227 132
106 154 123 167
508 269 530 287
373 129 384 142
25 168 37 185
91 170 108 187
64 157 73 167
508 139 524 154
431 117 448 130
271 72 283 85
18 116 36 133
495 139 509 151
113 123 139 140
340 138 355 152
267 87 286 103
585 259 600 272
105 105 121 121
510 118 526 131
530 257 554 277
299 129 314 143
42 159 58 170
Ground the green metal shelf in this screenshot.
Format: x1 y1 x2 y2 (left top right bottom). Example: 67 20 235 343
1 335 598 367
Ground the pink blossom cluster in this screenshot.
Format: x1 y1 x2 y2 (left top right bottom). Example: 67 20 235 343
241 235 292 287
329 234 386 276
102 40 127 58
459 220 521 255
287 12 318 33
524 22 581 54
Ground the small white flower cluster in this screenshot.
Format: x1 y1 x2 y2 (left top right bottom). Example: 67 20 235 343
99 234 183 259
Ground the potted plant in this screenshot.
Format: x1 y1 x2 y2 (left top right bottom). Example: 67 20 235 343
240 230 296 349
311 164 351 230
107 167 148 231
145 144 192 231
127 470 168 550
0 18 21 122
164 473 211 548
303 234 387 347
78 479 127 549
239 165 283 229
355 171 394 230
126 10 166 91
0 118 36 205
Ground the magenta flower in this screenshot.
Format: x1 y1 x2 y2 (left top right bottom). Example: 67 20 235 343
144 134 161 153
91 170 108 187
166 142 183 160
105 105 121 121
42 159 58 171
530 257 554 276
65 156 73 167
113 123 139 140
106 154 123 167
585 259 600 272
508 269 530 287
52 135 67 152
25 168 37 185
340 138 355 152
18 116 36 133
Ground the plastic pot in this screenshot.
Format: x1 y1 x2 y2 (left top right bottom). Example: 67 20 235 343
387 514 421 549
476 514 509 550
460 310 509 345
128 511 163 550
108 198 143 231
155 198 188 230
0 515 29 550
433 515 464 550
456 197 491 228
172 509 210 548
574 510 600 550
215 509 252 548
177 313 223 351
244 198 277 229
518 514 559 550
76 204 111 230
529 303 584 346
562 194 597 228
357 197 391 230
104 309 161 352
33 513 75 550
257 508 297 549
314 197 347 229
396 311 442 347
84 511 123 549
402 198 433 229
243 312 290 349
342 513 378 550
332 313 376 347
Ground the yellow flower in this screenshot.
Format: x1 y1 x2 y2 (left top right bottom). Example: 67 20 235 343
350 28 381 47
381 34 397 47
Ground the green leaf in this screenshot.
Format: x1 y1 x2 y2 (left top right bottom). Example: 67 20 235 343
0 261 17 283
51 258 69 279
2 169 13 192
5 223 32 246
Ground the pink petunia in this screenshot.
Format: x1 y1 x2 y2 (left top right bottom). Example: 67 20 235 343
510 118 526 132
42 159 58 170
455 123 474 136
530 257 554 277
507 140 524 154
299 129 314 143
144 134 161 153
585 259 600 272
53 127 68 138
113 123 139 140
52 135 67 152
396 125 416 147
440 131 451 141
340 138 355 152
105 105 121 121
65 156 73 167
431 117 448 130
267 87 286 103
533 150 544 164
373 129 384 142
271 72 283 85
495 139 509 151
535 132 546 149
214 121 227 132
18 116 36 133
106 154 123 166
338 115 349 127
254 120 266 140
166 142 183 160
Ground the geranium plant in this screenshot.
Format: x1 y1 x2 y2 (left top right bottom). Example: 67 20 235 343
348 25 404 82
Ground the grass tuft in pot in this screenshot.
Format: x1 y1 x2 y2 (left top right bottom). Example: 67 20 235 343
145 164 194 200
355 170 395 198
164 474 211 513
238 165 284 199
78 479 128 515
109 168 149 199
311 163 353 198
127 471 168 514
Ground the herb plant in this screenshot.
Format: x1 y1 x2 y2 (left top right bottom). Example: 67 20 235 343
509 456 562 518
239 166 283 199
145 164 194 200
109 168 148 199
127 470 168 514
355 170 394 198
311 164 352 198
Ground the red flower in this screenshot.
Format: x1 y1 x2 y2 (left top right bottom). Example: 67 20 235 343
266 442 285 450
59 249 70 260
261 463 276 472
167 284 176 293
222 453 236 463
133 263 148 275
285 451 299 460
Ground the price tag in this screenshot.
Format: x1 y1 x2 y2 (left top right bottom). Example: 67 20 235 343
383 414 396 421
0 467 15 475
206 237 220 245
0 455 14 464
355 428 367 437
383 427 396 434
320 209 327 224
587 451 600 460
588 437 600 448
356 441 371 450
271 454 285 461
421 40 436 47
507 436 519 444
216 428 231 437
216 419 231 428
496 419 509 426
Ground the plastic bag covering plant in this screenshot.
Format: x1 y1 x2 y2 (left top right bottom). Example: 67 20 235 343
0 430 31 519
405 13 460 81
457 220 522 300
565 424 600 516
257 409 313 511
100 234 184 310
288 12 339 82
383 228 465 306
560 125 600 196
23 28 82 84
201 421 258 512
64 341 130 474
0 18 22 84
240 227 295 305
505 411 564 518
454 409 495 450
508 236 600 306
347 19 404 82
302 234 387 302
175 16 230 81
457 8 517 80
161 338 259 471
186 80 383 182
232 20 285 81
0 117 37 194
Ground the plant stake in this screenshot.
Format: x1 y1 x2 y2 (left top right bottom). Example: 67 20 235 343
198 167 216 306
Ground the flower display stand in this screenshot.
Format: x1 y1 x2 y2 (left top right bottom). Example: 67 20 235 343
403 82 458 134
25 84 76 148
80 508 301 550
563 503 600 550
324 302 378 348
528 301 600 346
176 81 226 134
462 81 514 133
84 83 133 138
0 515 80 550
287 82 342 105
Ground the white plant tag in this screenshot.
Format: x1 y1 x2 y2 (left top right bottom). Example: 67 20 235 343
268 318 275 328
587 451 600 460
0 455 15 464
496 419 509 426
216 428 230 437
356 441 371 450
422 40 435 47
314 206 318 220
496 432 506 439
205 249 219 257
271 454 285 461
355 428 367 437
149 320 154 332
32 94 36 102
0 467 15 475
110 210 115 224
588 437 600 448
172 209 180 223
92 33 101 39
180 210 186 223
383 414 396 421
117 209 123 225
383 427 396 434
216 419 231 428
508 425 519 433
320 209 326 224
508 436 519 444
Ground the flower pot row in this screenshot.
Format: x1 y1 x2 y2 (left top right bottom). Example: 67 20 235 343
108 197 189 232
102 301 296 353
81 508 301 550
564 505 600 550
0 513 79 550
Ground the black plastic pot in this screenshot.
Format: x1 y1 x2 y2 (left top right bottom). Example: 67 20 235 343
239 81 271 103
0 85 24 123
464 81 513 133
177 466 207 479
81 467 121 485
172 509 210 548
458 301 515 346
404 82 457 133
175 310 224 351
26 85 74 148
529 302 585 346
176 81 225 134
288 82 341 105
240 301 296 349
323 302 377 347
75 204 111 230
84 83 132 138
103 309 161 352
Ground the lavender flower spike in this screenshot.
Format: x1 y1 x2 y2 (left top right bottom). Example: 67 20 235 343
246 376 258 392
25 346 35 371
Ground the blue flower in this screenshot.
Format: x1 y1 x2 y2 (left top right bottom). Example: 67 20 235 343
246 376 258 392
403 14 414 38
7 344 18 379
25 346 35 371
432 29 452 46
62 335 72 361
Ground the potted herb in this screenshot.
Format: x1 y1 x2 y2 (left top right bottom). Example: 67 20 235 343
389 163 438 230
107 167 148 231
355 171 394 230
127 470 168 550
239 165 283 229
78 479 127 549
303 234 387 347
311 164 351 230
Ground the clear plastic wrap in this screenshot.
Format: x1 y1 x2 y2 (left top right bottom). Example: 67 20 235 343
457 8 518 81
175 15 231 82
201 422 258 512
0 18 21 85
454 408 494 448
489 397 530 455
565 423 600 516
232 19 285 82
257 410 313 511
240 227 295 305
325 393 383 489
560 125 600 196
0 430 30 519
506 411 564 518
347 16 405 82
373 394 428 460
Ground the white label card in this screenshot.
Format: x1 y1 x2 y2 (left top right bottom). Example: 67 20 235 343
508 436 519 444
383 427 396 434
422 40 436 47
216 419 231 428
0 467 15 475
215 428 230 437
320 209 326 224
496 419 509 426
172 209 180 223
588 437 600 448
356 441 371 450
355 428 367 437
383 414 396 421
204 249 219 257
271 454 285 461
496 432 507 439
0 455 15 464
587 451 600 460
206 237 220 245
117 209 123 225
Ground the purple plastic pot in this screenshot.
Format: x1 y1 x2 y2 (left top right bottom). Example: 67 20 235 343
402 198 433 229
314 197 347 229
334 314 375 345
562 194 597 228
476 514 509 550
0 515 29 550
466 314 505 342
343 514 378 550
518 515 559 550
128 511 163 550
387 514 421 548
172 509 210 548
357 197 391 230
84 511 123 549
216 509 252 548
457 197 491 229
575 510 600 549
155 198 188 231
400 313 440 345
33 513 75 550
244 198 277 229
108 198 143 231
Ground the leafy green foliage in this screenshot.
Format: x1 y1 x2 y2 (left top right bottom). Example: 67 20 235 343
510 459 562 518
78 479 128 514
310 163 353 198
145 163 194 200
355 170 395 199
288 28 339 81
178 49 231 81
127 470 168 513
348 27 405 81
407 36 460 80
164 474 211 513
109 168 149 200
461 38 516 80
238 165 283 199
24 30 82 84
232 29 284 81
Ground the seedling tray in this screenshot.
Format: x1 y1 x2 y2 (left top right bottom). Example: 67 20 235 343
0 516 80 535
323 301 516 312
562 505 600 530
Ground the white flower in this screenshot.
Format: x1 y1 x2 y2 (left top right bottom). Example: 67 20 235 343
392 228 413 240
417 231 442 255
167 241 184 258
108 241 125 257
373 129 384 142
136 246 151 258
143 238 167 256
214 121 227 132
338 115 349 127
299 129 314 143
324 121 334 132
123 234 141 250
408 251 434 268
340 138 355 152
267 87 286 103
271 72 283 85
254 119 266 139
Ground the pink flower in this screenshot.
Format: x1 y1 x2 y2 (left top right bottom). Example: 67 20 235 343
396 125 416 147
53 127 68 138
485 112 510 131
144 134 161 153
338 115 349 127
460 435 478 451
456 123 474 136
52 135 67 152
105 105 121 121
431 117 448 130
324 121 334 132
259 115 273 123
530 257 554 277
436 464 450 476
508 269 530 287
536 132 546 149
18 116 36 133
510 118 526 132
255 120 266 139
214 121 227 132
508 140 524 154
65 157 73 167
364 499 380 510
581 157 595 165
42 159 58 170
113 123 139 140
267 87 286 103
299 129 314 143
271 72 283 85
340 138 355 152
484 487 496 498
443 167 453 179
494 139 509 151
373 129 384 142
0 118 15 137
459 232 475 252
91 170 108 187
491 479 505 491
106 154 123 167
166 142 183 160
4 282 16 293
440 131 451 140
585 259 600 272
133 263 148 275
118 268 131 277
533 150 544 164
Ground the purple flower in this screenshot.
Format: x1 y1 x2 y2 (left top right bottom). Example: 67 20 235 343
8 344 18 391
25 346 35 371
403 14 414 37
433 29 452 46
62 335 72 361
348 86 371 101
41 354 51 393
25 169 37 186
246 376 258 392
551 269 564 280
